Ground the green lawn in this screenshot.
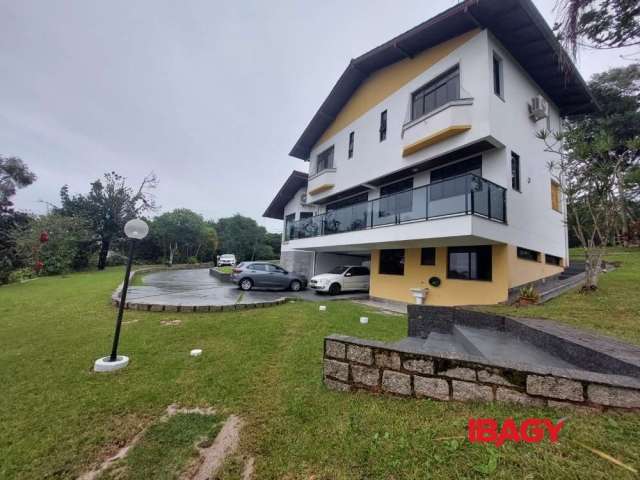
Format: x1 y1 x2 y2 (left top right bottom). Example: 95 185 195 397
481 247 640 346
1 254 639 479
215 266 233 274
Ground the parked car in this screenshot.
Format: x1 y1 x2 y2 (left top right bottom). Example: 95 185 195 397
218 254 236 267
231 262 307 291
309 265 370 295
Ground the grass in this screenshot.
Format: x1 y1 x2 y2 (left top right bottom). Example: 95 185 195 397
1 253 639 479
215 266 233 274
100 413 222 480
481 247 640 346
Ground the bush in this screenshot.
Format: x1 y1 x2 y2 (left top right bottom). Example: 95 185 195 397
106 251 128 266
186 256 199 264
14 214 94 276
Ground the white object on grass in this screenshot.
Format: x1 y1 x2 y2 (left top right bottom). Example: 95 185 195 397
94 355 129 372
190 349 203 357
319 305 327 311
360 317 369 324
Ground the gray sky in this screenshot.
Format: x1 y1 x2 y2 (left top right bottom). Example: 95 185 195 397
2 0 635 232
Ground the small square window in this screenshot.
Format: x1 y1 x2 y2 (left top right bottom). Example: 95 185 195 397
517 247 540 262
421 248 436 266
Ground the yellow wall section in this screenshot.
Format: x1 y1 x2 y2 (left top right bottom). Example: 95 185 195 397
506 245 564 288
369 246 509 306
315 29 480 148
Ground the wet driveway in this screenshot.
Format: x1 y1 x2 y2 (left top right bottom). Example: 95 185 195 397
125 268 367 307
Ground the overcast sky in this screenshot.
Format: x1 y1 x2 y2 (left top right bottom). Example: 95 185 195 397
2 0 635 232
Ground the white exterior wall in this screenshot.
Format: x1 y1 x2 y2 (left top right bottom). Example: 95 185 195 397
290 29 567 261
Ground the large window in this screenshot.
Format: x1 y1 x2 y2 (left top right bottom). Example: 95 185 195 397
285 213 295 239
429 157 482 201
511 152 521 191
379 110 387 142
447 246 492 281
517 247 540 262
379 178 413 216
493 53 503 98
316 146 334 173
411 66 460 121
421 247 436 266
326 192 368 211
379 249 405 275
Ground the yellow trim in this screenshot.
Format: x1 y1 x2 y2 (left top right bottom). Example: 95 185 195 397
369 246 509 306
315 29 480 148
507 245 564 288
402 125 471 157
308 184 334 195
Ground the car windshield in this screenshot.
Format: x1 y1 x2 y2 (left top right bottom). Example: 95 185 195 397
328 266 349 274
221 255 234 259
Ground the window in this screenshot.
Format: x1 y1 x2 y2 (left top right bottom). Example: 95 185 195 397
285 213 295 239
316 146 334 173
447 246 492 281
421 247 436 266
348 131 354 158
493 53 503 98
300 212 313 219
429 157 482 201
545 254 562 266
379 249 405 275
551 181 561 212
326 192 368 211
379 178 414 216
250 263 267 271
266 264 286 273
379 110 387 142
517 247 540 262
411 66 460 121
511 152 521 191
349 267 370 276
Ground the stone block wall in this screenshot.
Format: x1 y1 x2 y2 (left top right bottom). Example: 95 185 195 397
323 335 640 411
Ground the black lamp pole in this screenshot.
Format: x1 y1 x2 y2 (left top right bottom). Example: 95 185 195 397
109 239 136 362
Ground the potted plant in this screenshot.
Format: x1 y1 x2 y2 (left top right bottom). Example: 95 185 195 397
518 284 540 306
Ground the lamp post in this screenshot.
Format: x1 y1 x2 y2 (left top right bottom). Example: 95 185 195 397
94 218 149 373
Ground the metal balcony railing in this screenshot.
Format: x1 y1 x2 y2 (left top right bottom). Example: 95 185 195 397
285 173 506 241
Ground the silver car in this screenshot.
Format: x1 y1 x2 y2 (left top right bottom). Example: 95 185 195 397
230 262 307 291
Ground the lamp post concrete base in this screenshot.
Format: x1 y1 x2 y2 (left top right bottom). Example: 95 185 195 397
94 355 129 372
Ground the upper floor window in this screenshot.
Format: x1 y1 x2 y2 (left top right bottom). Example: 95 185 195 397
316 146 334 173
551 180 561 212
379 177 413 216
511 152 521 191
348 131 354 158
411 66 460 121
379 110 387 142
493 53 504 98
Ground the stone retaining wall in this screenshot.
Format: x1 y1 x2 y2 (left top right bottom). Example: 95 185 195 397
209 268 232 282
111 297 286 312
323 334 640 411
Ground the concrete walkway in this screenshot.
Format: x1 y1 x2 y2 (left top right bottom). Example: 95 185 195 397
124 268 367 308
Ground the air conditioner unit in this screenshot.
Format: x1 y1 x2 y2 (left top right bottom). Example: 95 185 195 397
529 95 549 121
300 193 308 205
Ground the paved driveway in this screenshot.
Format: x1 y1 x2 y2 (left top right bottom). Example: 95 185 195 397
125 268 367 307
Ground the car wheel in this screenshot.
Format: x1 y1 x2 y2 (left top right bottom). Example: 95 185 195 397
328 283 341 296
289 280 302 292
239 278 253 291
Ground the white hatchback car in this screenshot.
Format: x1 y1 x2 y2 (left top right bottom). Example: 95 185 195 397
309 265 370 295
218 254 237 267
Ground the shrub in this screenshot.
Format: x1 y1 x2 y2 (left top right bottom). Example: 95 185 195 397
518 284 540 302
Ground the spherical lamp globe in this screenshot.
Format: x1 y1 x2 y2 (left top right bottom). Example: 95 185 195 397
124 219 149 240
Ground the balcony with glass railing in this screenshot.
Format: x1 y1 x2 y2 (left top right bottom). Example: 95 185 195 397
285 174 506 241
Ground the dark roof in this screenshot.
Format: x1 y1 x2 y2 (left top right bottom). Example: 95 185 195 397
263 170 309 220
290 0 597 160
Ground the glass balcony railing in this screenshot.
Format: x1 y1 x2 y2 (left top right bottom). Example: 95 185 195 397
285 174 506 241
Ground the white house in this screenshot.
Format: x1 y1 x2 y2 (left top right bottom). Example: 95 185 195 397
263 0 595 306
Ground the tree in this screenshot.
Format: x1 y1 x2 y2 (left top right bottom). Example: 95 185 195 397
153 209 211 266
537 127 640 289
555 0 640 58
58 171 157 270
0 156 36 284
215 214 274 262
14 213 93 275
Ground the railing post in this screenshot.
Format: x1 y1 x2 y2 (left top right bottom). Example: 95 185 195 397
425 185 429 220
464 176 469 214
470 176 475 214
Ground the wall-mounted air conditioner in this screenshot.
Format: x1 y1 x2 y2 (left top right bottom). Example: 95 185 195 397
529 95 549 121
300 193 308 205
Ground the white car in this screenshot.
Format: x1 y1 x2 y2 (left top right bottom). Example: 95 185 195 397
218 254 237 267
309 265 370 295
